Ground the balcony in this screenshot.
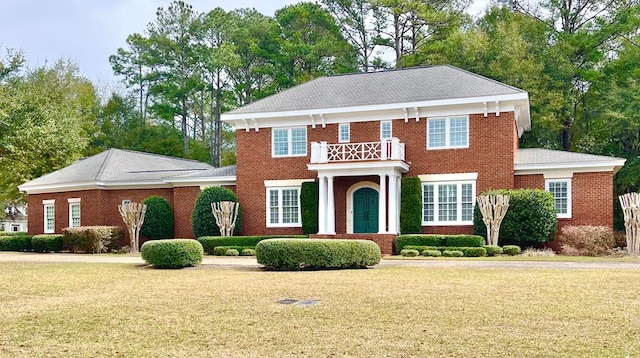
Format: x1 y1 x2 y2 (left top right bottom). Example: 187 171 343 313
310 138 405 164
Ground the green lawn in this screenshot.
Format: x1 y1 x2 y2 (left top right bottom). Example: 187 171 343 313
1 262 639 357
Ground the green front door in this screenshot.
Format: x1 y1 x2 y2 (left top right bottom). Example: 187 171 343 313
353 188 379 233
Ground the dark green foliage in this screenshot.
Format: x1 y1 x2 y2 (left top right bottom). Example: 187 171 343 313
225 249 240 256
483 245 503 256
400 177 422 234
403 245 439 252
0 233 31 251
462 247 487 257
256 239 381 270
422 249 442 257
442 250 464 257
474 189 557 245
503 245 521 256
140 195 174 239
445 235 483 248
197 235 306 255
192 186 242 237
31 234 63 253
241 248 256 256
62 226 124 253
400 249 420 257
395 235 445 253
141 239 204 269
213 246 255 256
300 181 319 235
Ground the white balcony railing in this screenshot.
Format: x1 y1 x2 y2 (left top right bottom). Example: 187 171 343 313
310 138 405 164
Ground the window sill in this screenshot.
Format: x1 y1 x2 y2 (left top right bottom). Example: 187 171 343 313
422 222 473 226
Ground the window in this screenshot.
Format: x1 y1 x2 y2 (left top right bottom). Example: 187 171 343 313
122 199 131 208
339 123 350 143
546 179 571 218
43 200 55 233
427 116 469 149
272 127 307 157
380 121 392 140
422 181 475 225
68 198 81 228
266 187 301 227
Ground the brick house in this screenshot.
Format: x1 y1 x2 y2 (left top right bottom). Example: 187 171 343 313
20 65 624 253
18 149 235 241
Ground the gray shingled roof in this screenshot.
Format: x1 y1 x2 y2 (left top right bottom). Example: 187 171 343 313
21 149 215 187
516 148 625 166
171 165 236 178
226 65 525 115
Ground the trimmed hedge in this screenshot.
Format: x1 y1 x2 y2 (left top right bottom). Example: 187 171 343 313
503 245 521 256
442 250 464 257
483 245 503 256
213 245 255 256
256 239 381 270
422 249 442 257
474 189 557 245
62 226 124 253
462 247 487 257
140 195 174 239
31 234 63 253
141 239 204 269
300 181 319 235
400 249 420 257
192 186 242 238
0 233 31 251
400 177 422 234
403 245 439 252
241 248 256 256
225 249 239 256
198 235 307 255
395 234 483 253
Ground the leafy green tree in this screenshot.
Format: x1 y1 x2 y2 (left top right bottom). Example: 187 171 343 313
192 186 242 237
140 196 174 239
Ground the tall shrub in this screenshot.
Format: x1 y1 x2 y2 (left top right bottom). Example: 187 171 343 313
473 189 557 246
140 195 174 239
400 177 422 234
300 181 318 235
192 186 242 237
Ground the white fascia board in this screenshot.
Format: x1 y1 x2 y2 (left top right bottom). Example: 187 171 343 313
418 173 478 182
307 161 410 176
19 181 101 194
264 179 315 187
221 93 530 123
514 159 626 175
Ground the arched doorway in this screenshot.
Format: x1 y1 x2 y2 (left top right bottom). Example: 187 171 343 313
353 187 379 233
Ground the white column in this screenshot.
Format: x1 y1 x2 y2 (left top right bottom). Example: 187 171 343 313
388 174 397 234
378 174 387 234
318 175 326 234
327 176 336 235
396 175 402 234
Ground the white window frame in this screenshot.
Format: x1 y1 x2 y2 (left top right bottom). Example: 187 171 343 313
43 199 55 233
338 123 350 143
68 198 81 228
380 121 392 140
545 178 572 219
266 186 302 228
427 116 469 149
421 180 476 226
272 127 307 157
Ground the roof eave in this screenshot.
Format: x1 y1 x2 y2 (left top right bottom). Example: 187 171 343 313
165 176 237 186
514 158 626 175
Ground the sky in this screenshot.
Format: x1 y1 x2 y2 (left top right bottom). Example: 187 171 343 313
1 0 490 94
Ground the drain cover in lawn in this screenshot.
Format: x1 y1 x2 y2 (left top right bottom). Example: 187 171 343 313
276 298 320 306
296 300 319 306
276 298 299 305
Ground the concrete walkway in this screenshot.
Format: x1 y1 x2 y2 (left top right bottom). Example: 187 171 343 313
1 252 639 270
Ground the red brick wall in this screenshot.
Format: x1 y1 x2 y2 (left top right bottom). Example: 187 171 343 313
236 112 517 235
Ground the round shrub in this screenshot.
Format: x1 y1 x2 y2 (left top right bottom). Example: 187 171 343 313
400 249 420 257
140 196 174 239
462 247 487 257
503 245 521 256
141 239 203 269
225 249 239 256
241 248 256 256
31 234 63 253
256 239 381 270
422 249 442 257
192 186 242 238
483 245 503 256
442 250 464 257
474 189 557 246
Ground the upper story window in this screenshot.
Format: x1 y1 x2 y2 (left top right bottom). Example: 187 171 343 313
422 181 475 225
339 123 350 143
546 179 571 218
273 127 307 157
43 199 55 233
427 116 469 149
380 121 392 140
68 198 81 228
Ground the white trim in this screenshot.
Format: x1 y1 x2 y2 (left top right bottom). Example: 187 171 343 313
43 203 55 233
67 198 81 203
42 199 55 205
265 186 302 228
545 178 572 219
380 121 392 140
69 202 81 228
421 180 476 226
427 115 469 150
264 179 314 187
272 127 307 158
338 123 350 143
346 181 380 234
515 159 625 175
418 173 478 182
543 172 574 179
